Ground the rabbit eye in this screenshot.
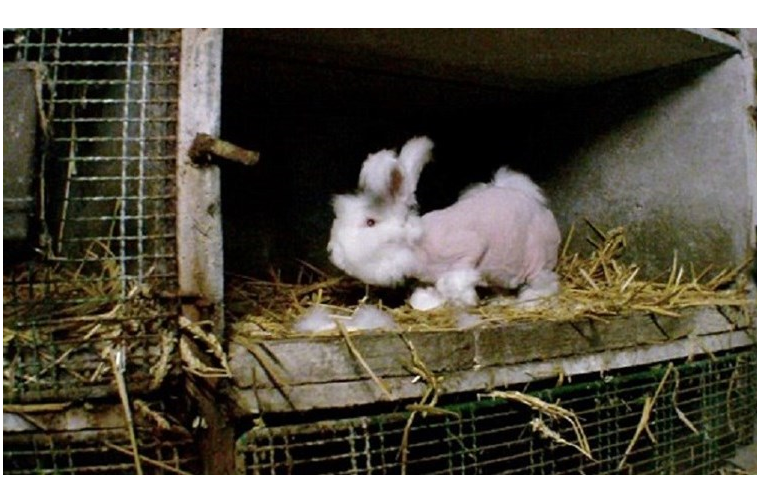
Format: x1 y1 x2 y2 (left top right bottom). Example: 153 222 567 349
366 218 376 227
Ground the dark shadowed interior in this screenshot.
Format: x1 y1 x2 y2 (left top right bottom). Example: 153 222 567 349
219 29 751 282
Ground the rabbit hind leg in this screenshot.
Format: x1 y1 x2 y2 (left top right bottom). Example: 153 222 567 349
517 269 559 308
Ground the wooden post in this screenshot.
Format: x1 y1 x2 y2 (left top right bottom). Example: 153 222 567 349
177 29 234 474
176 28 224 333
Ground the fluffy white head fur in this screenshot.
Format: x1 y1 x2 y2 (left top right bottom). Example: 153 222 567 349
328 193 422 286
329 136 433 286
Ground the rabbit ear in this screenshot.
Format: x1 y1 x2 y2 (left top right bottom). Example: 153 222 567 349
359 149 399 198
359 137 433 206
396 136 433 206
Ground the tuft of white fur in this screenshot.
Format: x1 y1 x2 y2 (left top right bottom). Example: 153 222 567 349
517 269 560 308
331 192 370 220
293 305 337 333
409 268 484 310
293 305 398 333
491 167 547 205
348 305 398 331
359 149 398 198
409 287 445 311
456 311 482 329
435 268 481 307
3 413 37 432
328 137 433 287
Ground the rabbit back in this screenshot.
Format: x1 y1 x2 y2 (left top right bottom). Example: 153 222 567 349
416 178 560 288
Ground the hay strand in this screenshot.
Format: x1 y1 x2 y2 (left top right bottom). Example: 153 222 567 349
3 402 72 413
481 390 594 461
109 346 143 475
398 335 447 475
404 404 461 418
336 322 394 401
4 244 178 397
133 400 173 432
149 331 177 391
617 362 674 471
529 418 593 461
232 335 296 410
672 367 699 435
178 316 231 378
180 336 230 378
103 441 191 475
224 222 752 339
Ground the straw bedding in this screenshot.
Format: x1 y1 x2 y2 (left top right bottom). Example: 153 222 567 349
226 223 754 339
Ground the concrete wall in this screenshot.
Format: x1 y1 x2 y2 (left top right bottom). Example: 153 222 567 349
536 55 754 276
740 28 757 55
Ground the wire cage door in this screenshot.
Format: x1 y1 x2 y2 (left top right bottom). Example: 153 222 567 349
3 28 183 403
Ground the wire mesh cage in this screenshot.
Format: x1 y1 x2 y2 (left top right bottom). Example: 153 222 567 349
3 399 199 475
236 347 757 474
4 428 197 475
3 29 183 403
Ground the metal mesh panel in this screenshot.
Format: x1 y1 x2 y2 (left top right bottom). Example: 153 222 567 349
237 347 757 474
3 29 182 402
4 428 198 475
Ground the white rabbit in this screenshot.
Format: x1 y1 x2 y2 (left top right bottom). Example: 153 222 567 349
328 136 561 310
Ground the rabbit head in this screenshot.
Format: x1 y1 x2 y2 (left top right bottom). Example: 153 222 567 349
327 137 433 286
